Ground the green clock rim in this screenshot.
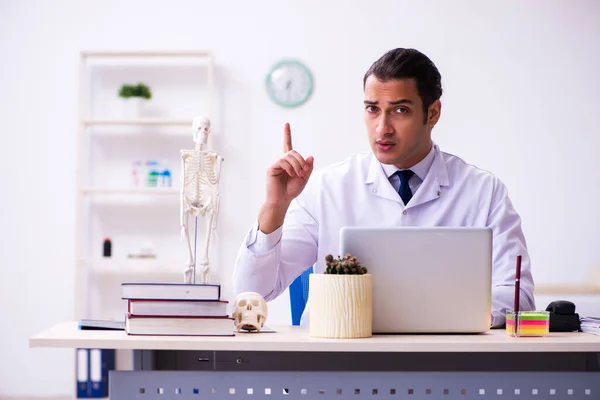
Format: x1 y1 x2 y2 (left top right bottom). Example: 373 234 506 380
265 58 314 108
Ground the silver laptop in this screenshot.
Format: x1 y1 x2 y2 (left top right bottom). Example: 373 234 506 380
339 226 492 334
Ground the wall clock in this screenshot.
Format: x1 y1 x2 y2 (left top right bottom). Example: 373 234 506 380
265 59 313 108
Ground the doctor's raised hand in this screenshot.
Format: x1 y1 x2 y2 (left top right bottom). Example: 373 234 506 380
258 123 314 234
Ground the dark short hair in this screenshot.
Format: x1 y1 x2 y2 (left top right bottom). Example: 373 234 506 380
363 48 443 123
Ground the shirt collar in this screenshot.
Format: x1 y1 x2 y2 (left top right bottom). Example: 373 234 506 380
380 143 436 180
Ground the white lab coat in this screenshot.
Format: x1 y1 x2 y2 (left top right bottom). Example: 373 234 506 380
233 143 535 327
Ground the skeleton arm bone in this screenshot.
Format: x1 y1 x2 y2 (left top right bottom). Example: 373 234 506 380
180 152 188 240
180 150 198 283
215 155 224 181
210 156 224 232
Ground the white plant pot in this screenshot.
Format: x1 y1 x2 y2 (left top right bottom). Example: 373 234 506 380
309 274 373 338
121 97 147 119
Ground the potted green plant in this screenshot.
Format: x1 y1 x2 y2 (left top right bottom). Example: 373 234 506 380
118 82 152 118
309 253 373 338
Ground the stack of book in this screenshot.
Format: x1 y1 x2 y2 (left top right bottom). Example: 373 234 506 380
122 282 234 336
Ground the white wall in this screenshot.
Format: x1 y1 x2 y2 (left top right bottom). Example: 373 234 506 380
1 0 599 396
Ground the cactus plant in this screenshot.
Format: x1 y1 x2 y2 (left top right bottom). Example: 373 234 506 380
324 253 367 275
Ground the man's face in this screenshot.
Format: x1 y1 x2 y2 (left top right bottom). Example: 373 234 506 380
363 75 440 169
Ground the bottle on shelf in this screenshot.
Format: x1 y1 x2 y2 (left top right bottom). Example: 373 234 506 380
131 160 143 188
159 160 172 187
103 238 112 257
146 160 160 187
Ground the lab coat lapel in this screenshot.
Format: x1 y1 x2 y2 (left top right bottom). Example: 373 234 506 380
364 145 450 208
365 153 403 204
407 144 450 209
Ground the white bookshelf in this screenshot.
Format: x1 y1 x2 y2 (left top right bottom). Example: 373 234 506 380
82 118 192 127
78 258 184 274
80 188 180 195
73 49 216 398
81 50 212 58
75 50 215 323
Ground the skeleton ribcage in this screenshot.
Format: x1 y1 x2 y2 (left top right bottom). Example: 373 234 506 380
183 151 218 209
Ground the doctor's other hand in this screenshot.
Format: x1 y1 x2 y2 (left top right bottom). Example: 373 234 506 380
258 123 314 234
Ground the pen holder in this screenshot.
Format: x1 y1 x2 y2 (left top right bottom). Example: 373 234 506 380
506 311 550 337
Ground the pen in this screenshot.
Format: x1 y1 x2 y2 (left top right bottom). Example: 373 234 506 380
513 255 522 334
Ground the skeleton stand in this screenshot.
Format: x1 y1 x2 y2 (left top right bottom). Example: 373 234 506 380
180 117 223 284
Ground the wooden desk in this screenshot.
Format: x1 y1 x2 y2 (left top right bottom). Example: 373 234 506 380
30 322 600 399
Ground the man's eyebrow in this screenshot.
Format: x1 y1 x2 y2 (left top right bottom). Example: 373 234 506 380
363 99 413 105
389 99 413 105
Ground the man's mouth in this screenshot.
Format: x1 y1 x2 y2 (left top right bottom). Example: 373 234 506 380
376 141 395 151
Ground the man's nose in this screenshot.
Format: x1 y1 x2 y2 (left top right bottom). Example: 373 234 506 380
375 115 393 135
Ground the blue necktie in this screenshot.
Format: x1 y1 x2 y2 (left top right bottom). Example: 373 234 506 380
396 170 415 205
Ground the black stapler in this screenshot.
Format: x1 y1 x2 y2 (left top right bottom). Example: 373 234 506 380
545 300 581 332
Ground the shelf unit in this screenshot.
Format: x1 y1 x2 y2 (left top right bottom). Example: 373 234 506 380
82 118 192 127
73 49 216 398
79 188 180 195
78 257 185 276
75 50 215 323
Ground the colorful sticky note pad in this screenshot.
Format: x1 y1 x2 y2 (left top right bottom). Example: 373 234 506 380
506 311 549 337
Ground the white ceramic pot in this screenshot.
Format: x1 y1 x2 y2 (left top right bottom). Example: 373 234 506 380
308 273 373 338
121 97 146 119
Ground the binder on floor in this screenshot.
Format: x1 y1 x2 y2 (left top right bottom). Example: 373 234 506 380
76 348 89 398
90 349 115 398
76 348 115 398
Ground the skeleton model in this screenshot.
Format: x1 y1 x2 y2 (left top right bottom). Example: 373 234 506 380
180 116 224 284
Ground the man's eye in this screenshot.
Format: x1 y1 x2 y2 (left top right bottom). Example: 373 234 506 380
366 106 377 112
395 107 409 113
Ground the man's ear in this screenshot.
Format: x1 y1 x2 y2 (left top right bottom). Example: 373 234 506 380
426 100 442 127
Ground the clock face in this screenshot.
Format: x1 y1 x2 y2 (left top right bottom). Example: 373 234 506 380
265 59 313 108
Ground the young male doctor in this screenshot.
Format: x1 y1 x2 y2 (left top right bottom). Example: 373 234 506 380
233 48 535 328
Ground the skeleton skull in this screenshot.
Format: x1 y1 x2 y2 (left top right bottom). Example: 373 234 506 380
192 116 211 149
232 292 268 332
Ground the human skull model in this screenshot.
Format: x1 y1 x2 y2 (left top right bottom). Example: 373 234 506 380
192 116 211 149
232 292 268 332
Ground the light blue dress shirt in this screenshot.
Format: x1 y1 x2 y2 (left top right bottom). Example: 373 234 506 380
381 143 436 196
